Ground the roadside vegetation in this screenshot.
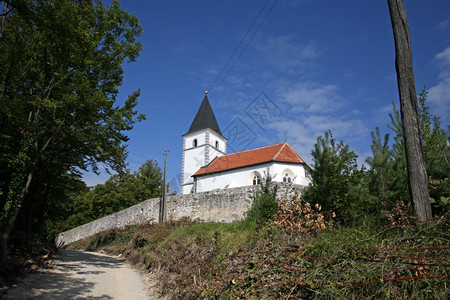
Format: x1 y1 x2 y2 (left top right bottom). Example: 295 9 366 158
1 0 448 297
66 94 450 298
2 88 448 298
67 196 449 299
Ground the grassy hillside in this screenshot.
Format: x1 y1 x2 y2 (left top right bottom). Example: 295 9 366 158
67 214 449 299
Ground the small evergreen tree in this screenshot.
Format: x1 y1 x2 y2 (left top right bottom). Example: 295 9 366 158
387 101 410 203
366 88 449 217
366 125 408 212
417 88 449 214
303 131 367 224
246 173 279 227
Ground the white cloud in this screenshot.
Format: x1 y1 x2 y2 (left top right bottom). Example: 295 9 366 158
263 80 371 166
174 41 203 54
371 102 396 126
279 82 343 113
267 120 316 164
267 111 368 166
429 46 450 119
304 114 367 138
255 35 320 73
437 20 449 30
435 46 450 66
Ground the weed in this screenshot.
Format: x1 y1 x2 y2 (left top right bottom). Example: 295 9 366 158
272 192 333 235
245 174 279 227
66 212 449 299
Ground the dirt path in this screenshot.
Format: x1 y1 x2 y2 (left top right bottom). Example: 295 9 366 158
3 249 162 299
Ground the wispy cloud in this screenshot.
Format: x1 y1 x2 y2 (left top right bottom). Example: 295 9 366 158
371 102 396 127
265 81 369 165
437 20 449 30
267 119 316 164
268 115 368 165
436 46 450 65
428 46 450 120
173 41 203 54
279 82 343 113
254 34 320 73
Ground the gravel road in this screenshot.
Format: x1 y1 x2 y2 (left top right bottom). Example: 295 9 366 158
3 249 161 299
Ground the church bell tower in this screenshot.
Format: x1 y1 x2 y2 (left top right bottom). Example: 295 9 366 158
181 91 227 194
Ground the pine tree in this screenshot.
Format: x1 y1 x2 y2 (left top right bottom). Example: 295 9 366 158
366 90 449 217
417 88 449 213
303 131 366 224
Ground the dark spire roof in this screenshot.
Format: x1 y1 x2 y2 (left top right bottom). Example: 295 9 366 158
185 92 222 135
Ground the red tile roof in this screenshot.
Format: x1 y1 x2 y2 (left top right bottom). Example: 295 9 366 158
193 142 305 177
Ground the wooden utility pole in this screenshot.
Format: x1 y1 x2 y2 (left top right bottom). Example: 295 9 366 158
160 149 168 222
387 0 432 220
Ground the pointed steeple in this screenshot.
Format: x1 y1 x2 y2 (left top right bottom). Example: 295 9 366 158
185 91 222 135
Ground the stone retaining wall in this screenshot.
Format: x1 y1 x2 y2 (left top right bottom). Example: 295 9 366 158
55 183 304 247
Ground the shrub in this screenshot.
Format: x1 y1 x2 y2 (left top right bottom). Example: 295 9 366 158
245 174 279 227
272 192 333 235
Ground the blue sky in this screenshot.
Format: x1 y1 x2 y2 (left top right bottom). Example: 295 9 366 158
84 0 450 193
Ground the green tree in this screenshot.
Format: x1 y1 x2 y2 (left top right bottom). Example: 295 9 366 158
303 131 367 224
366 106 410 213
366 127 392 210
366 89 449 217
41 174 90 243
65 160 163 229
0 0 143 264
246 173 279 227
417 88 449 213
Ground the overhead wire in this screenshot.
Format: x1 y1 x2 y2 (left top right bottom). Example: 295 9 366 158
209 0 279 97
167 0 279 152
208 0 271 95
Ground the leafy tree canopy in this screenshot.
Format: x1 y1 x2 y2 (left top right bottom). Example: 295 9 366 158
0 0 144 263
50 160 163 234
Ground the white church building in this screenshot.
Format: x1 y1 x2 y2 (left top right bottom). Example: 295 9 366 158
181 92 311 194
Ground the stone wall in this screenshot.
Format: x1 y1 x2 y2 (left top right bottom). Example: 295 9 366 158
55 183 304 247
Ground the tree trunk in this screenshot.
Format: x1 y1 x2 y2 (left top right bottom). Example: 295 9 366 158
387 0 432 220
25 180 36 253
37 182 50 239
0 169 34 265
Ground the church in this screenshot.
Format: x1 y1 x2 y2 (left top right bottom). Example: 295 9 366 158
181 92 311 194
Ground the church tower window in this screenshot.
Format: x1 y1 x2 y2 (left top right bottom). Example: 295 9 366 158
193 139 198 148
215 141 219 149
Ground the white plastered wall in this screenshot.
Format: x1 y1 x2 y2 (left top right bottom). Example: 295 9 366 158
194 162 310 193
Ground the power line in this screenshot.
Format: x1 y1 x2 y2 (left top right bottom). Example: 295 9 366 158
208 0 271 94
167 0 279 152
209 0 279 97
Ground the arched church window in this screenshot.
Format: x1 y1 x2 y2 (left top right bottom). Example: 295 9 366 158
282 169 295 183
215 141 219 149
193 139 198 148
248 171 262 186
283 173 291 183
253 175 261 185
